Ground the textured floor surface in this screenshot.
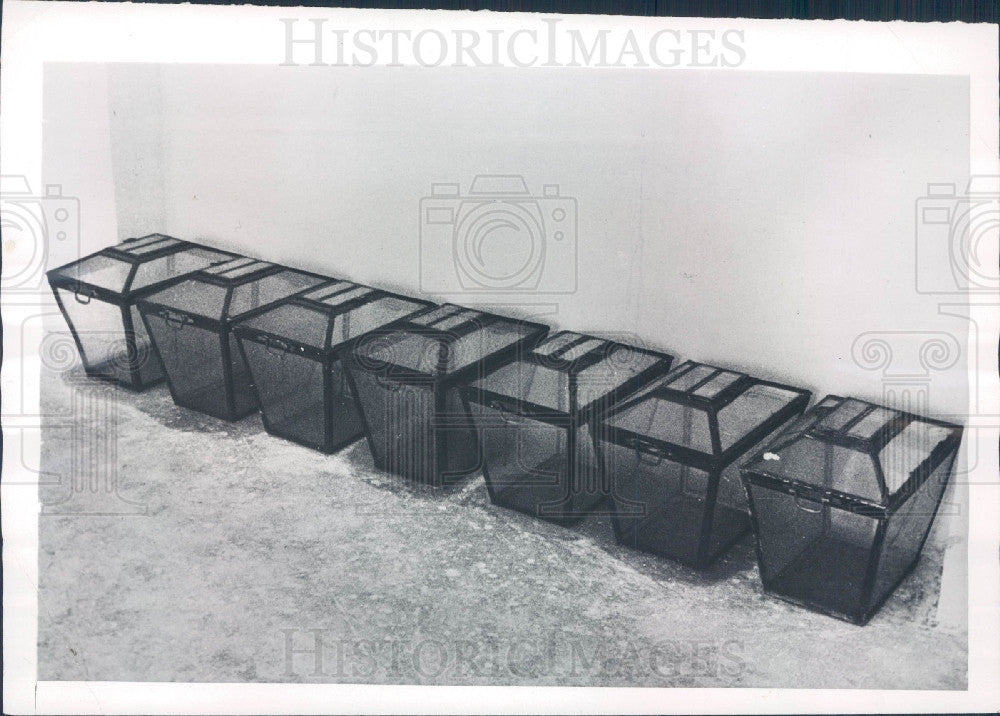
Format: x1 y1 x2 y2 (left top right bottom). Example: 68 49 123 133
37 363 967 688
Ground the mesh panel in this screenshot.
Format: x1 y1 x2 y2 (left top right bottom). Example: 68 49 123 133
716 384 801 451
666 364 717 391
532 331 577 354
575 346 663 410
474 406 601 523
328 357 365 449
240 304 330 350
603 411 801 566
766 437 883 502
474 361 570 413
692 370 743 398
557 338 603 361
759 399 833 454
145 314 229 417
817 398 870 431
869 455 953 611
120 234 179 254
145 279 229 321
56 289 129 379
606 398 714 454
121 233 174 249
56 254 133 292
710 416 798 559
830 444 882 501
847 407 896 440
331 297 430 349
879 422 955 494
235 289 428 449
228 332 257 417
227 270 325 320
242 340 327 448
748 483 880 621
445 320 535 374
129 247 233 292
409 304 464 325
438 387 481 482
603 441 711 565
356 331 444 374
479 335 670 418
742 396 960 622
129 305 165 386
349 368 478 486
353 317 536 378
203 257 273 279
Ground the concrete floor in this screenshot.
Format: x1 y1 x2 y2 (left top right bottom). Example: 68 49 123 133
37 362 966 688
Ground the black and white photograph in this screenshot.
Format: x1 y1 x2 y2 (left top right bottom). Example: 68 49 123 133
1 3 998 713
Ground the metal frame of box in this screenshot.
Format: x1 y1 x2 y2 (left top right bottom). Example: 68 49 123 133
137 257 331 421
463 330 675 525
46 234 240 390
598 361 811 568
740 395 962 624
233 280 434 453
344 304 549 487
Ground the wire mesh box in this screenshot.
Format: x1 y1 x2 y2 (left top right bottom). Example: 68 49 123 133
46 234 239 390
463 330 674 526
137 257 329 421
233 281 433 452
597 361 811 568
345 304 549 487
740 395 962 624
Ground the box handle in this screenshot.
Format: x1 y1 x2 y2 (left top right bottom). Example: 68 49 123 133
265 337 290 356
794 495 824 513
635 438 665 466
487 399 518 423
159 309 191 330
638 451 663 467
73 288 95 304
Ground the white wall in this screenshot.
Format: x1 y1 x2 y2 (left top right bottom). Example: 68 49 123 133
45 63 971 418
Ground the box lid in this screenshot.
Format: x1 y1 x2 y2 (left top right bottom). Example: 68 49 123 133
741 395 962 508
601 360 810 465
350 303 548 382
467 330 674 421
47 234 236 299
234 280 433 355
138 257 327 325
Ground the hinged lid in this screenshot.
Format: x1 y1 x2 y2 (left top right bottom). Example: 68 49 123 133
467 330 674 421
741 395 962 509
138 257 328 326
350 303 548 383
47 234 238 299
601 360 810 466
233 280 433 357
